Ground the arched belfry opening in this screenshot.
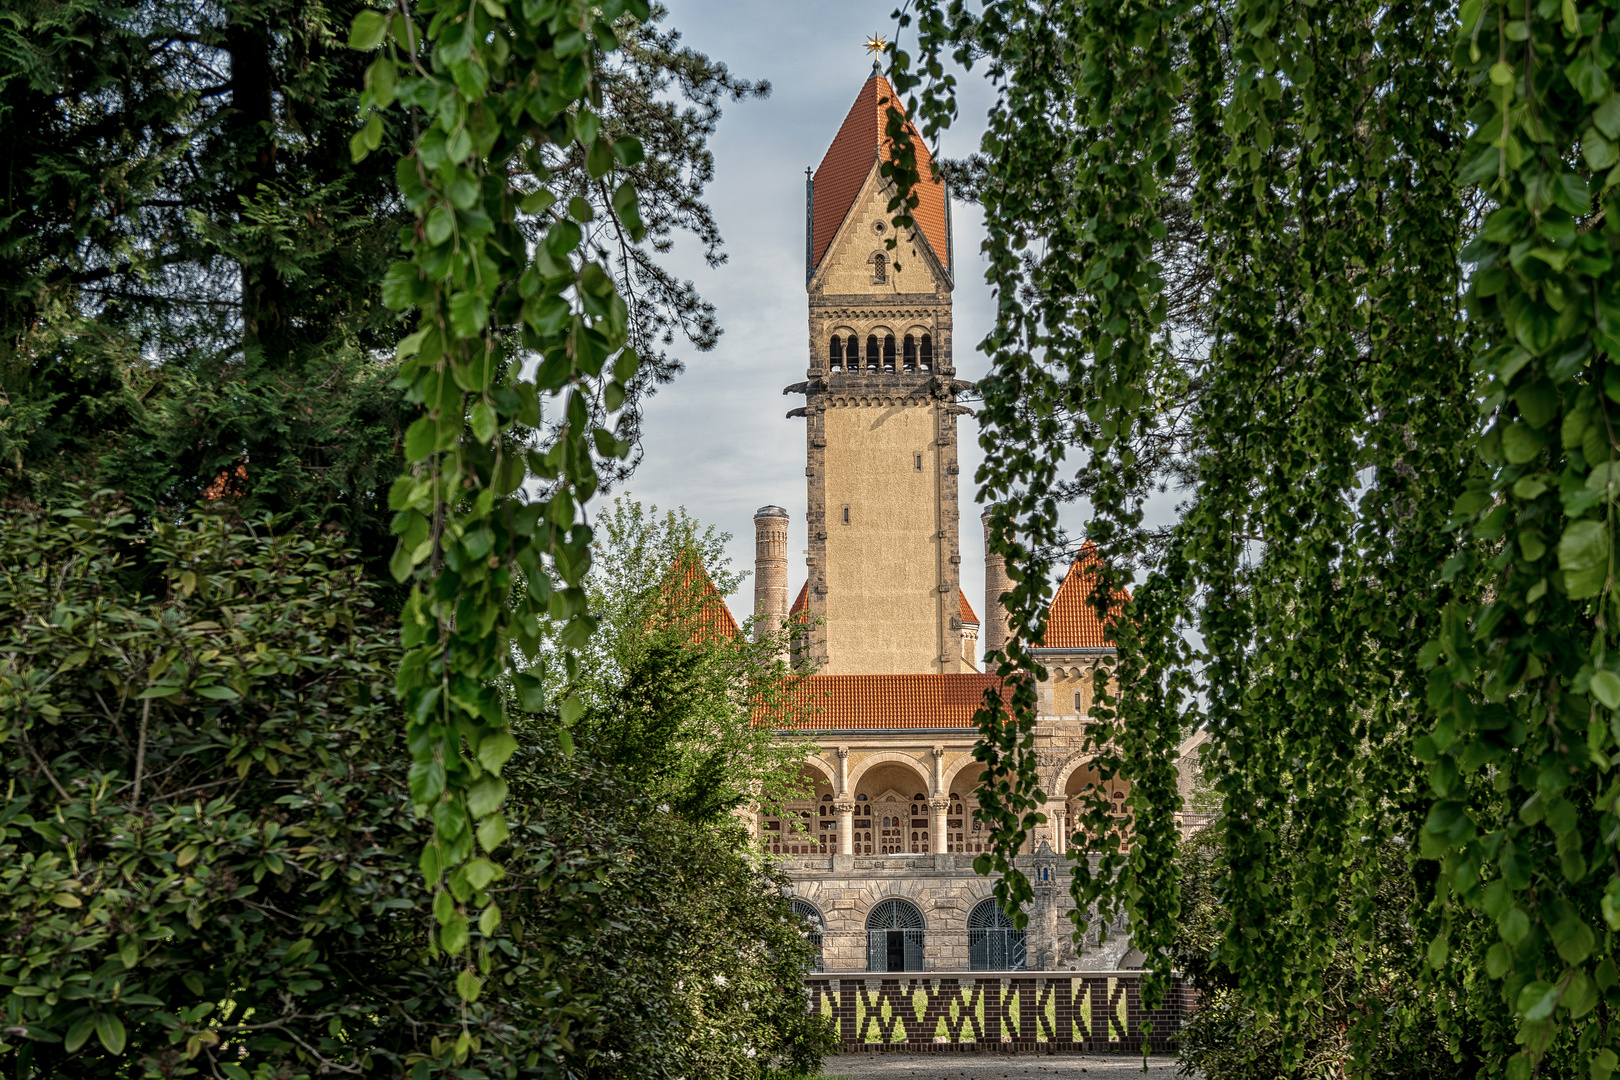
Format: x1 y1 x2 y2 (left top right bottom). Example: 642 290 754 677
866 898 925 971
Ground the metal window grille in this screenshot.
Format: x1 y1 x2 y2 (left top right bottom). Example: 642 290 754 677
967 898 1027 971
790 899 825 972
865 899 925 972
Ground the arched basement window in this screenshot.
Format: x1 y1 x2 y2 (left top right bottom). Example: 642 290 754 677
902 334 917 372
829 335 843 369
883 335 897 372
866 898 925 972
920 334 934 372
791 899 826 971
865 335 880 371
968 898 1027 972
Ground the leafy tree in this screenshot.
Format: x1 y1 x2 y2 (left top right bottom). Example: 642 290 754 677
541 497 811 820
876 0 1620 1075
0 496 831 1078
0 0 760 558
1174 825 1469 1080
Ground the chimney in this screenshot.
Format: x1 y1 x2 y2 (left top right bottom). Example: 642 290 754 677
982 509 1012 656
753 506 790 645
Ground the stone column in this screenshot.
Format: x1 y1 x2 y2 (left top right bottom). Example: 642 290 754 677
929 797 950 855
835 799 856 856
981 509 1013 656
836 746 849 794
931 745 945 794
752 506 790 651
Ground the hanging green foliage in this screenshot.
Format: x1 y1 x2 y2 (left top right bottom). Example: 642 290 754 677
878 0 1620 1074
348 0 649 1026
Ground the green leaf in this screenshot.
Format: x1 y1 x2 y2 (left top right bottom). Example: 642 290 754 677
1520 980 1559 1021
404 416 438 462
1593 670 1620 709
476 729 518 772
1570 54 1613 103
348 10 387 50
1593 1047 1618 1080
193 685 240 701
64 1016 96 1054
95 1013 126 1055
456 969 483 1002
470 400 497 444
448 290 489 337
1584 132 1619 171
476 812 510 852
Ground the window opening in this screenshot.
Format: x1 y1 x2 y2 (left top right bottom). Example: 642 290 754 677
915 453 923 471
865 335 880 371
903 334 917 372
842 505 850 525
1074 691 1083 712
791 899 826 971
829 336 843 370
920 334 934 372
865 899 925 971
871 253 887 284
883 335 896 372
968 898 1027 971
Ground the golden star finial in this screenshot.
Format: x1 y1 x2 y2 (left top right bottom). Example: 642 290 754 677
865 34 888 56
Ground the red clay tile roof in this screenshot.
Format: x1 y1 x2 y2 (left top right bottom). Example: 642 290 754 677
958 588 979 626
1045 543 1127 649
663 553 740 641
811 70 949 274
770 673 1011 730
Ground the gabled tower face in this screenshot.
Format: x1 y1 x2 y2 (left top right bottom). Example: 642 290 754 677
790 67 968 676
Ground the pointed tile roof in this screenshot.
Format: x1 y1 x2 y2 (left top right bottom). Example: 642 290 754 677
958 588 979 626
811 67 949 274
1045 543 1127 649
661 552 740 641
789 581 809 616
767 673 1011 730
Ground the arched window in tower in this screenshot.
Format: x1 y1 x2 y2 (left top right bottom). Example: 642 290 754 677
883 335 897 372
920 334 934 372
871 252 887 284
865 335 880 372
829 335 843 370
902 335 917 372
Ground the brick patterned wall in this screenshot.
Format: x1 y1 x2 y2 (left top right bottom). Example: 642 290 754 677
804 973 1192 1054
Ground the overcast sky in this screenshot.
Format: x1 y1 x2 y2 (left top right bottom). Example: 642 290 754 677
618 0 1024 658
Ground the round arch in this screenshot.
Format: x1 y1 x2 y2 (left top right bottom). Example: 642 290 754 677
864 897 926 972
798 755 836 790
967 897 1027 971
940 754 988 795
1052 754 1100 799
846 751 932 795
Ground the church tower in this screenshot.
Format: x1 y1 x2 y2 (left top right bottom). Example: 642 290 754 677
787 64 970 675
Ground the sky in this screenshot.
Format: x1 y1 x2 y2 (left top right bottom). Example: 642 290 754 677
616 0 1024 658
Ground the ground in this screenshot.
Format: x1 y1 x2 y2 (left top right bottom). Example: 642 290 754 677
822 1052 1187 1078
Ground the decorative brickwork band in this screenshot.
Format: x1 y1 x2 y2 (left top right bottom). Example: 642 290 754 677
803 973 1192 1054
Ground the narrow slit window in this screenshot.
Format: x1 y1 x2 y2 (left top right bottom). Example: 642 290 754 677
842 505 851 525
915 453 923 471
1074 692 1083 712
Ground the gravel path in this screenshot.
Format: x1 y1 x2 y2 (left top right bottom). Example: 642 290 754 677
821 1053 1188 1079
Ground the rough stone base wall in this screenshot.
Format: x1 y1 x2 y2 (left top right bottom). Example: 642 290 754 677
785 853 1134 972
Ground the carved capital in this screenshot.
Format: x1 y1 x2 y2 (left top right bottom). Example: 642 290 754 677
931 744 945 759
928 797 951 815
833 800 856 816
836 746 849 760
